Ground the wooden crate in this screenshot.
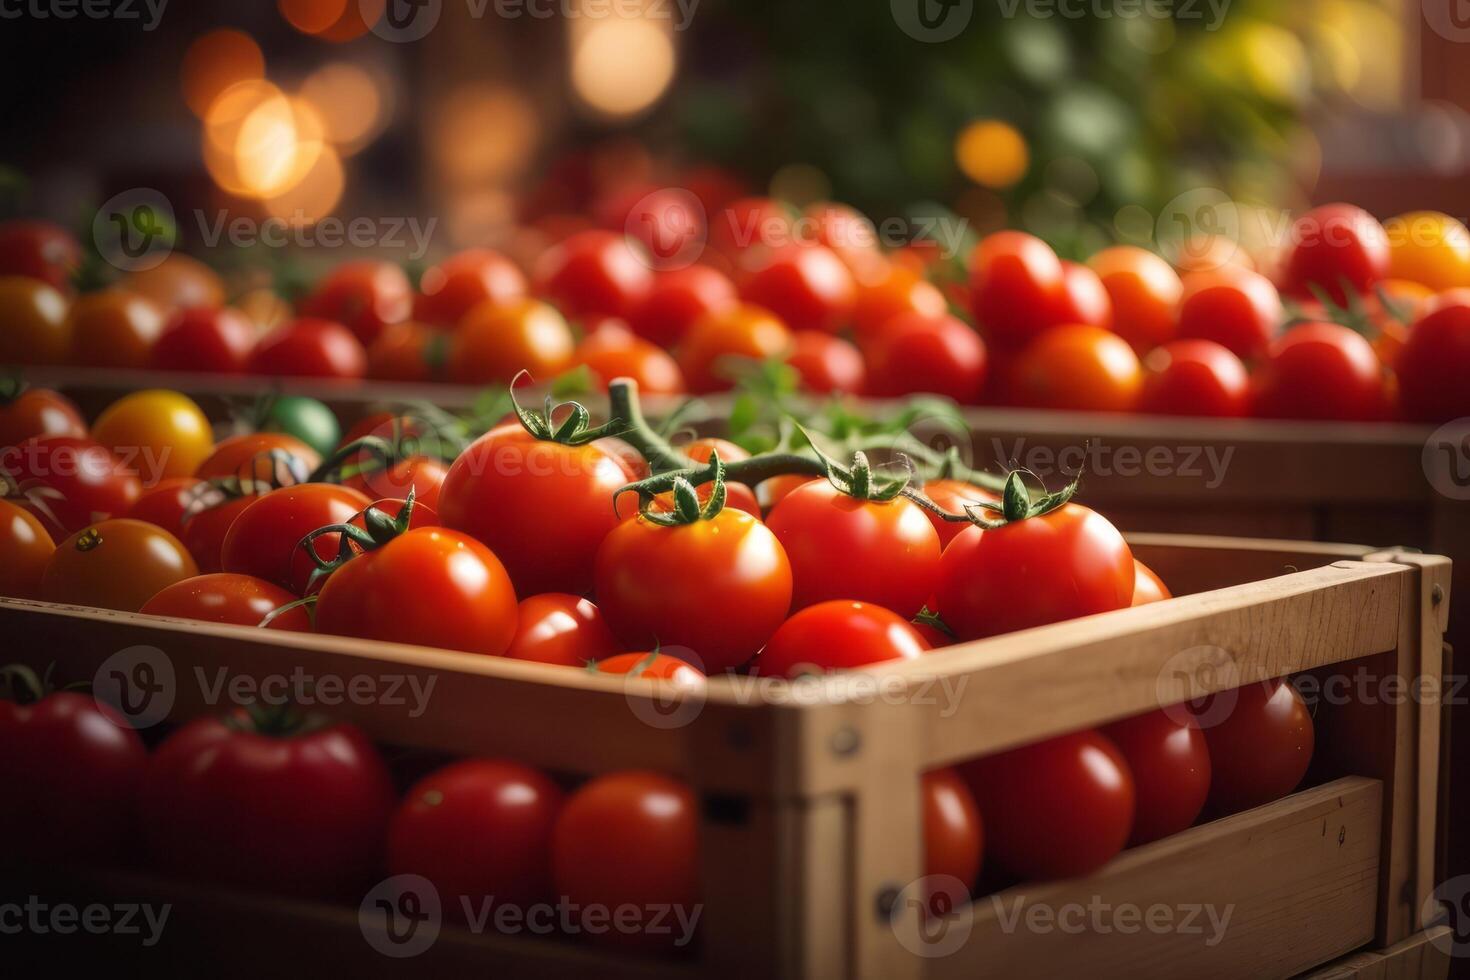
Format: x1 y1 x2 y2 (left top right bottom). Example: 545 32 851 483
0 534 1451 978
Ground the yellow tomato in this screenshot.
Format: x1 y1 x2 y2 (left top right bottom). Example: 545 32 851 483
1383 211 1470 292
0 275 71 365
91 389 215 484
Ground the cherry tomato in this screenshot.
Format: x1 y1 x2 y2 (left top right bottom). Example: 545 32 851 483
0 276 70 365
937 503 1134 640
0 219 80 290
757 473 818 512
967 231 1065 350
194 432 321 483
414 248 527 327
1252 321 1385 421
366 321 447 383
0 497 55 599
2 436 142 536
1132 559 1171 605
594 651 708 687
505 593 621 666
1175 266 1284 362
1383 211 1470 292
1011 324 1143 413
151 306 257 374
803 201 882 274
1395 290 1470 423
0 385 86 448
41 518 197 611
960 729 1135 880
440 424 634 596
551 771 699 950
596 506 792 673
126 477 204 539
1087 246 1182 353
450 298 575 385
709 196 793 256
349 496 440 533
786 330 866 395
575 321 686 395
851 261 948 342
181 495 255 574
1056 259 1112 329
342 455 448 511
140 710 395 896
1196 679 1313 814
1101 708 1210 844
862 312 987 403
255 395 341 459
249 318 367 380
920 479 997 548
1139 339 1250 418
90 389 215 484
1280 203 1389 305
0 691 146 860
662 438 760 518
125 254 225 312
739 244 856 333
1172 234 1254 275
140 572 312 631
678 303 792 393
534 229 653 320
299 260 412 345
389 759 564 917
221 484 371 595
756 600 928 676
766 479 940 619
630 264 737 348
923 767 983 891
67 289 166 369
613 186 708 271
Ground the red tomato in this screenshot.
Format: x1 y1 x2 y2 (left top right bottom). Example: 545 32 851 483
630 264 737 347
551 771 699 950
440 424 634 596
151 306 257 374
851 261 948 342
2 436 142 536
220 484 372 595
389 759 564 916
862 312 987 403
937 503 1134 640
1087 246 1182 353
968 231 1065 349
125 476 205 539
414 248 527 327
1011 324 1143 413
1197 679 1314 814
595 507 792 673
505 593 621 666
342 455 448 511
534 229 653 320
615 187 708 271
140 711 395 896
595 651 708 687
1395 290 1470 422
0 219 80 290
0 386 86 447
68 289 167 370
1176 266 1283 362
1279 203 1389 306
786 330 866 395
1056 259 1112 329
677 304 792 393
920 479 997 548
0 691 146 859
299 260 412 345
1252 322 1386 421
575 321 686 395
757 473 818 512
923 767 983 891
739 244 856 333
1101 709 1210 844
709 196 793 256
181 495 255 574
0 497 55 598
765 479 940 619
249 318 367 380
664 438 760 518
194 432 321 483
960 730 1134 880
449 298 575 386
756 600 928 676
1139 339 1250 418
1132 559 1171 605
140 572 312 631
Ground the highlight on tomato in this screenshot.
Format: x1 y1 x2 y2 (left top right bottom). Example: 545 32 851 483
756 600 929 677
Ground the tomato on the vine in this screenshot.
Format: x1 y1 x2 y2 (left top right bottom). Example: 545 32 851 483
0 498 55 599
756 600 928 677
140 572 312 631
414 248 527 327
1011 324 1142 413
151 306 257 374
194 432 321 483
298 259 412 345
505 593 621 666
677 304 792 393
1101 708 1210 844
41 518 197 612
220 483 372 595
449 298 575 386
664 438 760 517
862 312 986 403
342 455 448 511
920 479 997 548
1196 679 1313 815
1252 321 1385 421
1139 339 1250 418
248 318 367 380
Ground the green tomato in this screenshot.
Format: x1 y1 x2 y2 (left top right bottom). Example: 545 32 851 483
260 395 341 457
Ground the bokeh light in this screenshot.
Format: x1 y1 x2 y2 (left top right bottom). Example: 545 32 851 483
955 120 1029 190
181 30 265 119
263 144 345 223
301 61 386 154
571 17 676 119
203 81 327 200
430 84 539 184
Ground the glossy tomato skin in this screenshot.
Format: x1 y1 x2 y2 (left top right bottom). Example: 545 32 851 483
42 519 198 612
574 321 685 395
67 289 167 369
342 455 448 511
1383 211 1470 291
960 730 1135 880
1012 324 1143 413
126 254 225 313
414 248 527 327
755 600 928 677
119 476 201 536
0 276 70 365
152 306 257 373
1176 266 1283 362
194 432 321 483
440 424 634 596
534 229 653 320
1395 290 1470 422
0 497 56 599
140 572 312 631
449 298 574 386
740 244 856 333
90 389 215 483
786 330 866 394
936 504 1134 640
0 387 86 447
595 652 708 686
968 231 1065 350
0 693 146 860
3 436 142 536
1056 260 1113 330
766 480 940 619
248 318 367 380
595 507 792 673
1252 321 1386 421
1139 339 1250 418
299 260 412 345
1280 203 1389 306
1101 709 1211 844
1198 679 1314 815
853 261 948 342
630 264 737 347
140 713 395 897
862 312 987 403
220 484 372 595
551 771 699 950
923 767 983 891
678 304 792 393
1132 559 1171 605
920 479 997 548
0 219 80 289
505 593 621 666
1087 246 1182 353
388 759 564 917
181 495 256 574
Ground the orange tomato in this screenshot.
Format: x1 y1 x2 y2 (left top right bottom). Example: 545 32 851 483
1087 246 1182 353
0 497 56 599
851 261 948 342
41 519 198 611
0 276 71 365
68 289 167 369
1012 324 1143 413
574 321 685 395
677 304 792 393
367 321 447 383
450 298 574 385
125 254 225 312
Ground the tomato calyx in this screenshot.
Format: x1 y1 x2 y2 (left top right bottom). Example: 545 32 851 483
584 646 660 678
509 371 628 447
0 372 27 405
0 469 66 529
906 467 1079 530
1289 283 1411 341
913 607 955 641
226 700 331 740
294 489 421 593
642 452 729 527
0 663 50 705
